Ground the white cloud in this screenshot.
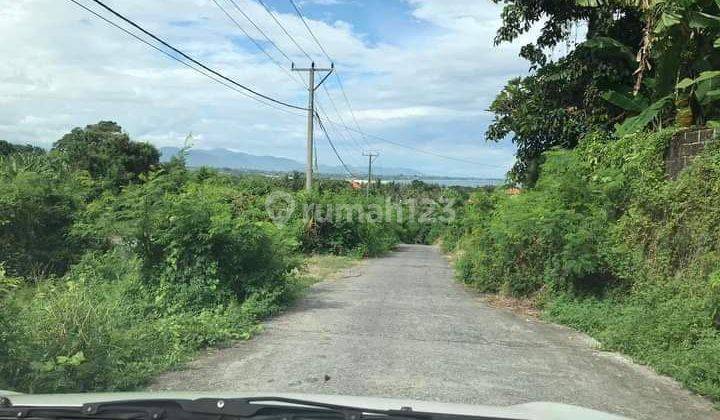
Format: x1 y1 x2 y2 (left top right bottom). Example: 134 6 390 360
0 0 534 177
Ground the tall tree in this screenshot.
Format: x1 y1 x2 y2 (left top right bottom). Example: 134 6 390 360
52 121 159 189
488 1 642 183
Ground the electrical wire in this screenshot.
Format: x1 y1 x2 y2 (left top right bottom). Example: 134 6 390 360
316 100 362 162
324 119 506 168
211 0 307 89
211 0 284 70
256 0 313 61
320 85 364 150
86 0 307 111
226 0 294 63
289 1 499 169
334 74 371 147
70 0 489 171
67 0 304 117
207 1 357 172
288 0 331 59
315 112 355 177
287 0 370 148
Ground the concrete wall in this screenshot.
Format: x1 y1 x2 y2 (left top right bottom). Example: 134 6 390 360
665 128 718 179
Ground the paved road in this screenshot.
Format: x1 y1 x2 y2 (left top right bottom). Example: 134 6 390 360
152 245 718 420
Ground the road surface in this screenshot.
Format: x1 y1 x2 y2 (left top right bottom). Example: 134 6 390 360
151 245 718 420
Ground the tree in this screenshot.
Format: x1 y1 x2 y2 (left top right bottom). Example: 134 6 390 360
493 0 642 67
487 43 637 183
593 0 720 132
487 1 643 183
52 121 159 189
0 140 44 157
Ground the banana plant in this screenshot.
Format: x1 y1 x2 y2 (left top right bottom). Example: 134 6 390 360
677 70 720 126
581 0 720 134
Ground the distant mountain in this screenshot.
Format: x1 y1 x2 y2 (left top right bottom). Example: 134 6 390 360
160 147 424 177
160 147 303 172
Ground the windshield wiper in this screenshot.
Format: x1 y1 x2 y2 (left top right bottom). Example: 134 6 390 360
0 396 518 420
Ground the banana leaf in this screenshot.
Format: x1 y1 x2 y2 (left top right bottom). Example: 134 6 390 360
602 91 649 112
615 95 673 137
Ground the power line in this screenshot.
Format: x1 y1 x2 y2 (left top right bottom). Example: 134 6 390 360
225 0 294 64
210 0 307 89
256 0 313 61
288 0 331 59
86 0 307 111
249 0 365 166
211 0 284 70
334 75 371 147
67 0 303 117
315 112 355 177
287 0 370 148
316 100 362 161
324 119 506 168
320 85 364 150
70 0 490 170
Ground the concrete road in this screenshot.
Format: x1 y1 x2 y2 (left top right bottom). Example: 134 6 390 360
151 245 719 420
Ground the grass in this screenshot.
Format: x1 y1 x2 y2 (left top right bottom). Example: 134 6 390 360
301 254 359 284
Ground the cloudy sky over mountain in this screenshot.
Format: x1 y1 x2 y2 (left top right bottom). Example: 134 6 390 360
0 0 544 177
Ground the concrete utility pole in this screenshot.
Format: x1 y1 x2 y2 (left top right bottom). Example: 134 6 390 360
362 151 379 196
292 62 333 191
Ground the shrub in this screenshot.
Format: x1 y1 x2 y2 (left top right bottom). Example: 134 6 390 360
0 243 302 393
453 150 612 295
0 153 92 278
74 171 299 312
446 127 720 400
293 191 400 256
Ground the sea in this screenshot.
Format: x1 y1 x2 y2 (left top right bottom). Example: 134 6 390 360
383 177 504 188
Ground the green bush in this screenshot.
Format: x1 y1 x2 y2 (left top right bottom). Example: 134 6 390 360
293 191 400 257
0 244 303 393
0 153 92 278
452 150 612 295
1 251 145 392
75 170 299 312
447 128 720 400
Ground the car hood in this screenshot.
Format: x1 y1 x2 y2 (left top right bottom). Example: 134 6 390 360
0 391 630 420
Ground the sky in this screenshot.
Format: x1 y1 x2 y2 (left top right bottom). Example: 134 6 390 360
0 0 541 178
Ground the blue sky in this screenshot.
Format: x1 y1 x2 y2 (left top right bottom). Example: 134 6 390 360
0 0 539 177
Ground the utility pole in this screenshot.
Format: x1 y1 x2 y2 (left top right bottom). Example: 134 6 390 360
362 150 379 196
292 62 333 191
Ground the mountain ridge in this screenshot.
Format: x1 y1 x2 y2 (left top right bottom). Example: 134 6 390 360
159 147 425 177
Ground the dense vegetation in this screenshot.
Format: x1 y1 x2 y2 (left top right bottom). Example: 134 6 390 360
425 0 720 404
6 0 720 405
0 123 459 393
490 0 720 184
444 129 720 400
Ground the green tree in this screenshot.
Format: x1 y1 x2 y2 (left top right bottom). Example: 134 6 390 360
0 140 44 157
493 0 642 67
487 44 636 183
488 1 642 183
52 121 159 189
588 0 720 132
